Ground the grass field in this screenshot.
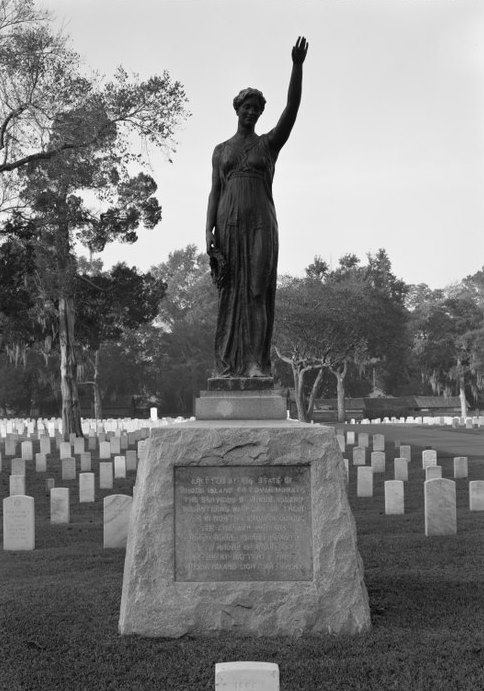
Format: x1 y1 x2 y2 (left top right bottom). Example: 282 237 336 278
1 426 483 690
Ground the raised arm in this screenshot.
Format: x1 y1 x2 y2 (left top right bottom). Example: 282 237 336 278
268 36 308 153
205 144 222 255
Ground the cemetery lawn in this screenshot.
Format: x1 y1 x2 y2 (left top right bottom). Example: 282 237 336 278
1 428 483 690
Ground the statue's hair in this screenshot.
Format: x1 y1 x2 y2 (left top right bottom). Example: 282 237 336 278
233 88 266 113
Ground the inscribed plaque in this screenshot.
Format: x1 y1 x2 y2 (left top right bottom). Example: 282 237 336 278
174 465 312 582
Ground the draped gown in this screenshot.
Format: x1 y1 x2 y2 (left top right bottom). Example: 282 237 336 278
212 133 279 378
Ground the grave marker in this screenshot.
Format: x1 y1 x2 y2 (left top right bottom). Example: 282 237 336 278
126 450 137 472
352 446 366 466
469 481 484 511
11 458 25 475
61 457 76 481
453 457 468 479
21 441 33 460
422 450 437 469
384 480 404 514
99 441 111 459
370 451 385 473
3 495 35 550
346 431 355 445
79 473 95 503
357 466 373 497
358 432 369 448
425 466 442 481
394 458 408 481
372 434 385 451
73 437 85 455
80 452 92 472
114 455 127 479
34 452 47 472
399 445 411 462
9 474 26 496
99 462 113 489
103 494 132 548
50 487 70 523
424 478 456 536
215 662 279 691
59 442 72 459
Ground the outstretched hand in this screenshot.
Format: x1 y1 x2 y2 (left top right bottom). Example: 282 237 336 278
292 36 308 65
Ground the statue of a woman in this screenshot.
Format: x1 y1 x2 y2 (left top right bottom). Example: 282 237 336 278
206 37 308 378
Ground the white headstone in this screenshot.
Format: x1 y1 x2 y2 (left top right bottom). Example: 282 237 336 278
88 435 97 451
343 458 349 483
34 452 47 472
422 449 437 469
5 439 17 456
46 478 55 493
424 478 456 536
120 433 128 451
103 494 132 548
394 458 408 481
357 466 373 497
358 432 369 448
110 436 121 455
399 445 411 462
469 481 484 511
9 474 26 496
80 452 92 472
352 446 366 466
384 480 404 514
59 441 72 459
38 436 51 456
114 455 126 479
79 473 95 503
50 487 70 523
61 457 76 481
453 456 468 479
346 431 355 445
425 465 442 481
73 437 85 455
372 434 385 451
3 495 35 550
99 441 111 459
215 662 279 691
99 462 113 489
21 440 33 460
11 457 25 475
126 450 137 472
370 451 385 473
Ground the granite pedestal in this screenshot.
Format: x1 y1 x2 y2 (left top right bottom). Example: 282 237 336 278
119 418 370 637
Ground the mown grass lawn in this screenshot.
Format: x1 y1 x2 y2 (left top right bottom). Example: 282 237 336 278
0 428 483 690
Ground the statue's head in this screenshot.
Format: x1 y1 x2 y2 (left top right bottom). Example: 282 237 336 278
233 88 266 114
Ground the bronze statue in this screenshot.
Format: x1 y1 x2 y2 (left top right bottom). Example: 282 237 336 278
206 37 308 378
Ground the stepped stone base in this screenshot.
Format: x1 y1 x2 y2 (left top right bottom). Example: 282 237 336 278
196 377 287 420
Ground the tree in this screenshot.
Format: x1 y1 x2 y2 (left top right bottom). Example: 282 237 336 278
274 250 409 422
410 285 484 416
75 261 167 418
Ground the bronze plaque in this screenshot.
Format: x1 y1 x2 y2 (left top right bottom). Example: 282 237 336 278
174 465 313 582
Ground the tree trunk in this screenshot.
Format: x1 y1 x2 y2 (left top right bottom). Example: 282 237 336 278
59 295 83 439
306 366 324 421
293 365 308 422
459 380 468 419
92 349 103 419
333 362 347 423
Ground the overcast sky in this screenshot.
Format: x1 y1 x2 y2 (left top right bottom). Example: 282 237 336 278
44 0 484 288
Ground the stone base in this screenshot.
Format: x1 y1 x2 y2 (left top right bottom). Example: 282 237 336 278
195 390 287 420
119 420 371 637
208 377 274 391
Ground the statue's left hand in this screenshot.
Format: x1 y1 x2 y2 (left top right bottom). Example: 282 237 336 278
292 36 308 64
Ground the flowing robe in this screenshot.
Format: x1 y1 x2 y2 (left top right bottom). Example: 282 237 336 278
213 134 279 377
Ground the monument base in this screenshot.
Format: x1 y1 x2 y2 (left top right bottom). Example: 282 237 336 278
119 420 371 637
196 376 287 420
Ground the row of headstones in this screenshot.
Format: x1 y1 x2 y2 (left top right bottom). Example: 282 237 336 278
3 492 132 550
345 448 472 481
4 452 138 487
0 431 149 458
349 416 484 427
0 415 188 440
7 459 136 497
